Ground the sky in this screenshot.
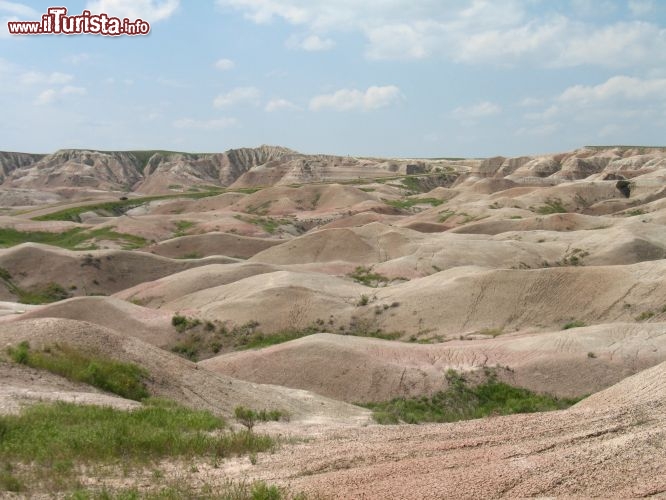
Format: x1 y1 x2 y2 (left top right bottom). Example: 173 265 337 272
1 0 665 158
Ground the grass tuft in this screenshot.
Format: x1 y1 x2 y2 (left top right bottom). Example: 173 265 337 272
535 198 567 215
7 342 149 401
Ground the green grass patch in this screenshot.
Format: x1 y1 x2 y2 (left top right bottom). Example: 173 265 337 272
0 227 146 250
563 320 586 330
438 210 455 222
239 329 318 350
624 208 647 217
385 197 443 210
177 252 203 259
14 282 70 305
173 220 195 237
68 479 299 500
0 400 280 496
33 191 224 223
400 176 426 193
0 401 225 464
364 369 581 424
348 266 390 287
636 311 655 322
234 215 291 234
7 342 149 401
535 198 567 215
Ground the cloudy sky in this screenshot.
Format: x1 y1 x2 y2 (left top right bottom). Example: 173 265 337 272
1 0 665 157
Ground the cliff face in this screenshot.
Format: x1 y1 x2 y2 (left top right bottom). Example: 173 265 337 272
0 146 297 193
1 145 665 194
0 152 46 182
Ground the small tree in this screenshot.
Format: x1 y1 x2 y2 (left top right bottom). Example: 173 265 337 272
234 406 257 432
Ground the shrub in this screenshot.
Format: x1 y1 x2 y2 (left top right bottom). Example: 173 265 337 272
234 406 257 432
636 311 655 322
234 407 288 432
563 320 586 330
364 369 582 424
536 198 567 214
348 266 390 287
171 314 201 333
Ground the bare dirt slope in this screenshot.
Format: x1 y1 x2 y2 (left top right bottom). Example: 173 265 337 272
201 324 666 402
145 232 283 259
220 361 666 499
10 296 176 348
0 318 370 424
134 261 666 339
0 244 235 298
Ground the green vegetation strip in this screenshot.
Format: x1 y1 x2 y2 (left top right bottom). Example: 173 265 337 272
364 369 581 424
0 400 276 493
385 197 443 210
0 227 147 250
7 342 149 401
0 268 70 304
168 316 405 361
65 480 299 500
32 190 225 223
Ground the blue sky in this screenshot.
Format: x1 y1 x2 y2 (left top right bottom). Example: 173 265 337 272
1 0 665 157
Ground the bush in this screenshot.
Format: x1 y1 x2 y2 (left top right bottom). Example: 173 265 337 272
364 369 582 424
171 314 201 333
234 406 288 432
636 311 655 322
234 406 257 431
536 198 567 214
563 320 586 330
349 266 390 287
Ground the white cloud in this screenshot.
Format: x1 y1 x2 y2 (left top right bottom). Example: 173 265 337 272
156 77 188 88
265 98 298 112
172 117 237 130
525 105 559 121
34 89 57 106
0 1 38 17
215 0 666 68
309 85 402 111
519 97 543 107
213 86 261 108
365 23 435 60
629 0 656 16
287 34 335 51
61 86 87 96
598 123 623 138
85 0 179 22
515 123 561 137
34 86 86 105
64 53 91 65
559 76 666 104
214 58 235 71
452 101 501 119
20 71 74 85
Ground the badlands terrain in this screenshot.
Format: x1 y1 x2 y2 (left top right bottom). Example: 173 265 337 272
0 145 665 498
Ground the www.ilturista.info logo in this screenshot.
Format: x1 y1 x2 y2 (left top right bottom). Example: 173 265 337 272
7 7 151 36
